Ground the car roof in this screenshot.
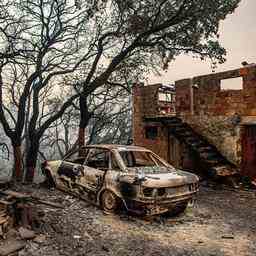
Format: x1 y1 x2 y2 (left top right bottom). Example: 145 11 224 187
83 144 150 151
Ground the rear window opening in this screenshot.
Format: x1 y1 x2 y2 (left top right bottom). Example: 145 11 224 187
220 77 243 90
119 150 166 170
158 85 175 103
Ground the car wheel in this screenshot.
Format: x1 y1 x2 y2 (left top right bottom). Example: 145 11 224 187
100 190 120 213
165 201 188 217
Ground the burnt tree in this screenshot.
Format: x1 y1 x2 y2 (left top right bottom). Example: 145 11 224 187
76 0 241 151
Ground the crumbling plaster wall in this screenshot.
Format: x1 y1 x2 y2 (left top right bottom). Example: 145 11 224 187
175 66 256 167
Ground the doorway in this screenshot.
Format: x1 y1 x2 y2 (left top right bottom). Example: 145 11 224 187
241 125 256 179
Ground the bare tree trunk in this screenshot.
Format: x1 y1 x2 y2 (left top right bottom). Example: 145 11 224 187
24 138 39 183
78 95 92 154
12 144 23 182
78 127 85 149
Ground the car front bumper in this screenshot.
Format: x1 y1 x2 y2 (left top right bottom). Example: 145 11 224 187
124 191 198 216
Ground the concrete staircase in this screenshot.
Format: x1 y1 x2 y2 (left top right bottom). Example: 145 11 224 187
145 116 238 178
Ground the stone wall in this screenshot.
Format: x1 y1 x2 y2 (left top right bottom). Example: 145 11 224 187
182 115 241 165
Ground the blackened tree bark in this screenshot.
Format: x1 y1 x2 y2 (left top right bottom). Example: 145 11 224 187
25 92 79 182
78 95 92 152
0 64 24 181
12 141 23 182
0 0 240 183
25 135 39 183
0 1 96 182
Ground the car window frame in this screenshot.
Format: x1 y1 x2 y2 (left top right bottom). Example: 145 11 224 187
84 148 111 170
117 150 172 169
109 151 123 171
63 148 89 163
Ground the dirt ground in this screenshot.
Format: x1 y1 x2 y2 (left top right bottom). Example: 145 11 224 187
3 184 256 256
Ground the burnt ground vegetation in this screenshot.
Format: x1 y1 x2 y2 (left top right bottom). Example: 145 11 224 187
1 183 255 256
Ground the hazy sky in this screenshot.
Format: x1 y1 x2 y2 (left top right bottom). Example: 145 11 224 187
148 0 256 86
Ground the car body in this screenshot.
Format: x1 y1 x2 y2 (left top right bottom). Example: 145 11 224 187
42 144 199 216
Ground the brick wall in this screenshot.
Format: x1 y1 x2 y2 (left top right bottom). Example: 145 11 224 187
133 83 181 163
175 65 256 175
132 84 169 160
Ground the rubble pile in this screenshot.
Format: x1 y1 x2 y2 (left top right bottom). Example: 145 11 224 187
0 186 62 256
0 199 14 238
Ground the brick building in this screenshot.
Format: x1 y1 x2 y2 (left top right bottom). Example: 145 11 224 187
132 65 256 180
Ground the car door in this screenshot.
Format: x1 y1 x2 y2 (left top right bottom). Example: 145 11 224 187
82 148 111 193
56 148 89 191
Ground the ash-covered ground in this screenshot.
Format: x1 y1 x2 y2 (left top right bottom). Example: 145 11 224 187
3 184 256 256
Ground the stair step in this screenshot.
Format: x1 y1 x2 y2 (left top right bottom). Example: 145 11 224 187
200 152 219 159
182 131 193 136
186 138 205 146
190 141 206 147
204 158 221 165
185 137 201 142
165 118 237 178
211 166 238 176
197 146 214 153
174 127 187 133
180 133 193 138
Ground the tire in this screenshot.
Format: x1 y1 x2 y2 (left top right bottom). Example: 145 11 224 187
165 201 188 217
100 190 120 214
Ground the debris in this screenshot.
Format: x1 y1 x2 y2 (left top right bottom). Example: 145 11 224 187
221 234 234 239
0 199 14 237
0 190 64 209
18 227 36 240
33 234 46 244
0 190 43 237
31 197 64 209
5 229 19 240
0 240 26 256
0 181 10 191
83 230 93 241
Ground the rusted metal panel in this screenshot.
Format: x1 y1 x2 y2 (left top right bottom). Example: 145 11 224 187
242 125 256 179
44 145 199 216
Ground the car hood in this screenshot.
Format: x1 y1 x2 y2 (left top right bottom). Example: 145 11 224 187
125 167 199 188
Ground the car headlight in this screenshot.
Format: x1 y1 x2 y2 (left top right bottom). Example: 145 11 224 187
157 188 166 197
143 188 166 197
143 188 154 197
189 183 198 192
137 171 145 181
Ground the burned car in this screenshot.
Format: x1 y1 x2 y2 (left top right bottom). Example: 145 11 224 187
42 145 199 216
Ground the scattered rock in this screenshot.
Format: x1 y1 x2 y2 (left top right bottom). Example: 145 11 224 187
0 240 26 256
33 234 46 244
18 227 36 240
5 228 19 240
83 230 93 241
102 245 109 252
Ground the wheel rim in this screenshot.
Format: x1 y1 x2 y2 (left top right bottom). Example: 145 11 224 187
102 191 117 211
